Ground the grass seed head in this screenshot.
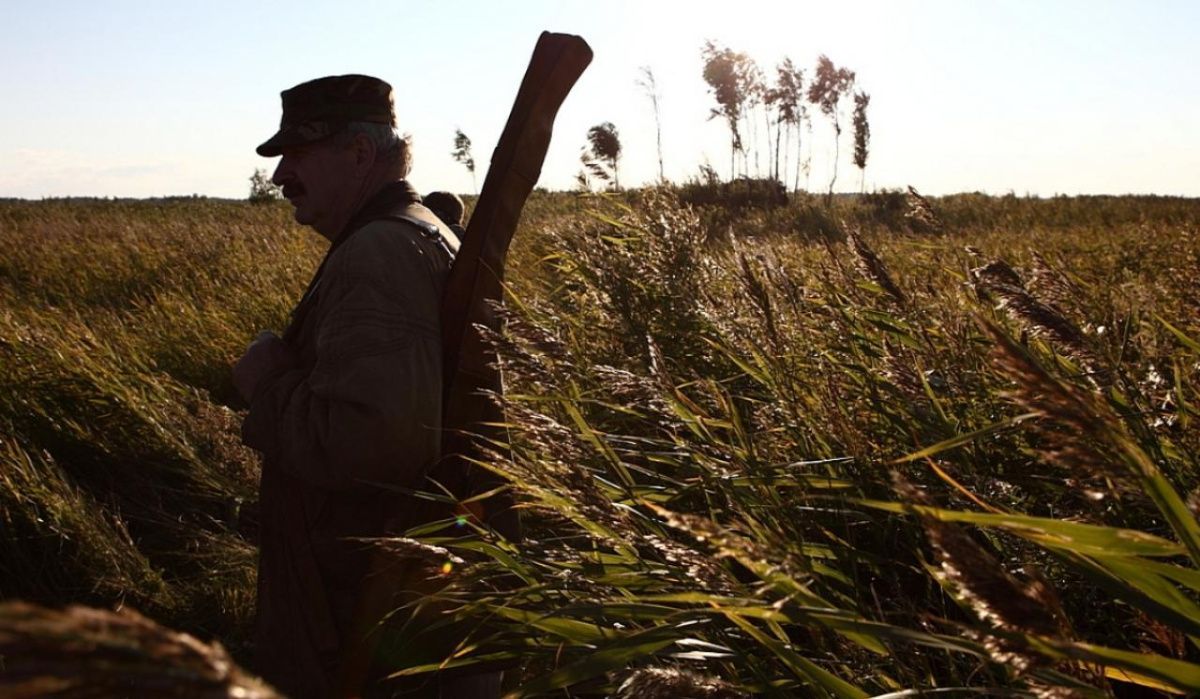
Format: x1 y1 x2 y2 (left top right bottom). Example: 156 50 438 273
973 260 1108 386
846 226 907 306
617 667 746 699
983 322 1138 497
893 475 1071 675
0 601 282 698
904 185 943 233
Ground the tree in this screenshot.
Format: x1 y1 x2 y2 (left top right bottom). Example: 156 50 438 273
807 55 856 203
581 122 622 190
701 40 756 181
636 66 665 183
802 112 814 191
852 90 871 192
772 58 805 191
762 81 781 182
451 128 477 195
248 168 281 204
743 58 766 178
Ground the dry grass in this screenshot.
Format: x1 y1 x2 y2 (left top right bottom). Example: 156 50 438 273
1 191 1199 696
0 601 280 698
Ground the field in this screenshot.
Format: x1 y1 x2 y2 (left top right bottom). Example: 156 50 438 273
1 189 1199 697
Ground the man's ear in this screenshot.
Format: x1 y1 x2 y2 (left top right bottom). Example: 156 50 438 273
351 131 376 178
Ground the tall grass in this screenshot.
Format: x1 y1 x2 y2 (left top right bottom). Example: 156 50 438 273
0 199 312 651
1 192 1198 696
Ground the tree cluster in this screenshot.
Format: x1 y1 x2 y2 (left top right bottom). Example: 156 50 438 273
365 42 873 202
699 43 871 198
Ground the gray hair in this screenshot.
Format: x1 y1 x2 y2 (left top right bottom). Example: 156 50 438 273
335 121 412 179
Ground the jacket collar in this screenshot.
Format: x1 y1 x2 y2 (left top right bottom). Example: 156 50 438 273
334 180 421 248
283 180 421 346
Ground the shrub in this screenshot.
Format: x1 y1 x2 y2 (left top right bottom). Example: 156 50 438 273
676 176 787 210
247 168 281 204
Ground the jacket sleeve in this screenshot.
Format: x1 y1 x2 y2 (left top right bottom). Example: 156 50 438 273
241 225 444 492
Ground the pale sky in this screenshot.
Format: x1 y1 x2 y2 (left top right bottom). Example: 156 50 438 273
1 0 1197 199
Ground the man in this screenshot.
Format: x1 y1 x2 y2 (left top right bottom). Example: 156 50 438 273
422 190 467 242
234 74 473 698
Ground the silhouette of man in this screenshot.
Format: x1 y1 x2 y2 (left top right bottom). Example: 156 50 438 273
235 74 494 698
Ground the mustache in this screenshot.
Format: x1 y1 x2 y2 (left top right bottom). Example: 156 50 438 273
280 181 307 198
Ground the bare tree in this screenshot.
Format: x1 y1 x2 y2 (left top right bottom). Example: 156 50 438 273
743 58 765 178
636 66 665 183
802 114 814 191
852 90 871 193
701 40 756 181
762 83 780 182
451 128 477 195
772 58 804 191
582 122 622 190
807 55 856 203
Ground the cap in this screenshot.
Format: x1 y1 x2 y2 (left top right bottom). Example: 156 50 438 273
256 74 395 157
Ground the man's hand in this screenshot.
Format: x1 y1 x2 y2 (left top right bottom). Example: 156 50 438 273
234 331 296 403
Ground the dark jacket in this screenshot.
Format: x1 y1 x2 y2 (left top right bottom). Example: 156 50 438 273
243 181 458 698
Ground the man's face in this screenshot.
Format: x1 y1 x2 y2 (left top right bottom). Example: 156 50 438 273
271 139 356 239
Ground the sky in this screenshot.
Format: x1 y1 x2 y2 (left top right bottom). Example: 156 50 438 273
1 0 1198 199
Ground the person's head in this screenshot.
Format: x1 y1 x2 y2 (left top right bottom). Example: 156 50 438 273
423 191 465 227
257 74 412 239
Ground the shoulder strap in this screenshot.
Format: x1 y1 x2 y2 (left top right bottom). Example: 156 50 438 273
375 211 459 264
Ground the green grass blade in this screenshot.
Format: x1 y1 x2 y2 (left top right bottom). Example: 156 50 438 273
724 611 868 699
1133 558 1200 593
1088 555 1200 637
1026 635 1200 693
858 500 1185 557
892 413 1039 463
504 624 681 698
1157 315 1200 354
1116 434 1200 568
